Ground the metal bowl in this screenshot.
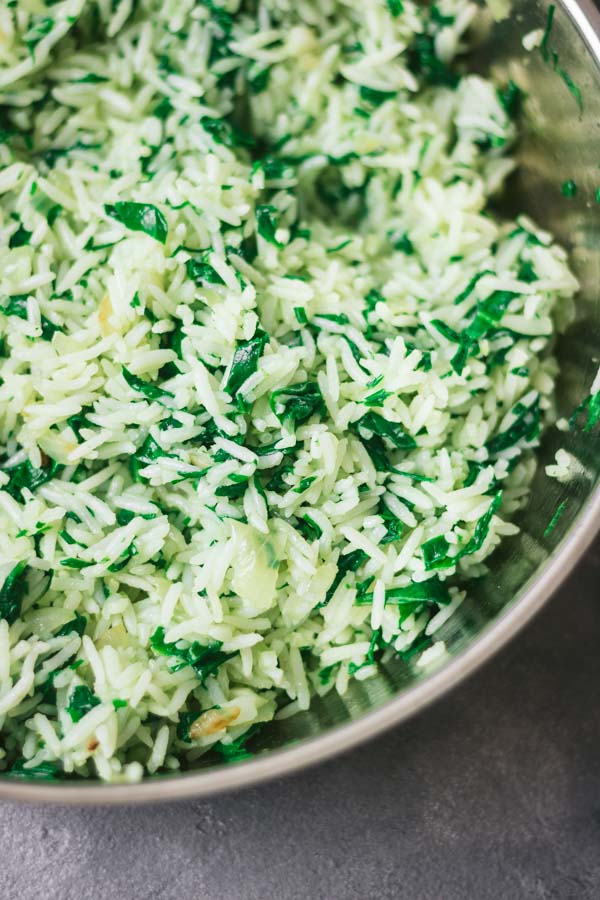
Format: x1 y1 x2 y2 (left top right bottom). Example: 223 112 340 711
3 0 600 803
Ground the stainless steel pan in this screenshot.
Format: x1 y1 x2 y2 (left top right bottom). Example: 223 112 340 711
2 0 600 803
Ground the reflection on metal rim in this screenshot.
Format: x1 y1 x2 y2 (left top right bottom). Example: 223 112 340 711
2 0 600 805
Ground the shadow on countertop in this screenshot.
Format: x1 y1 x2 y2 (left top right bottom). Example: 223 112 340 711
1 541 600 900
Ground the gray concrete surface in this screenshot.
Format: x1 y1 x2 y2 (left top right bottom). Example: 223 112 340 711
1 540 600 899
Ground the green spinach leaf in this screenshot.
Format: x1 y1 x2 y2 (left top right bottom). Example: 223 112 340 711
2 458 60 502
356 578 450 606
270 381 325 426
0 562 29 625
186 254 224 285
225 329 269 397
56 613 87 637
256 205 284 247
105 202 168 244
7 759 62 780
487 397 540 455
122 367 174 402
351 412 416 451
24 16 53 56
322 549 367 606
150 626 234 684
66 685 101 723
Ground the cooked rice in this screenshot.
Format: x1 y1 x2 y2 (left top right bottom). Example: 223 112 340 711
0 0 579 782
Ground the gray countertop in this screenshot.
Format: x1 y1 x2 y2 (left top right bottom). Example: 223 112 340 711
2 540 600 900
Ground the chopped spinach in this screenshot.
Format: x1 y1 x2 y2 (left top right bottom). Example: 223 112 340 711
224 329 269 398
150 626 234 684
397 633 434 662
430 5 454 26
466 291 517 340
348 628 382 675
451 290 518 374
7 759 62 780
364 288 385 330
487 397 540 454
75 73 109 84
213 724 261 761
351 427 392 472
116 509 157 526
356 576 450 607
518 260 537 283
130 435 172 482
322 549 367 606
386 0 404 15
390 231 415 254
256 205 284 247
249 438 296 458
108 544 138 573
421 492 502 570
0 291 62 341
0 562 29 625
362 389 392 408
359 86 396 107
248 66 271 93
2 458 60 502
153 97 173 119
422 534 451 570
41 141 100 169
544 499 567 537
453 270 493 306
294 307 308 325
122 367 174 402
407 31 458 88
326 239 353 253
200 116 254 149
60 558 95 570
186 254 224 286
56 613 87 637
569 391 600 432
252 155 294 181
351 412 416 451
176 709 202 742
379 501 403 545
24 16 53 56
270 381 325 426
215 478 249 499
47 204 62 226
318 664 336 685
540 4 555 62
296 514 323 542
2 294 28 318
459 491 502 557
66 685 101 722
356 578 450 607
266 463 294 492
105 202 168 244
431 319 460 343
293 475 316 494
9 224 32 248
498 80 523 117
539 6 583 112
551 51 583 111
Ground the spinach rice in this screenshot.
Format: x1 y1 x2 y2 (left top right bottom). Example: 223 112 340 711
0 0 579 781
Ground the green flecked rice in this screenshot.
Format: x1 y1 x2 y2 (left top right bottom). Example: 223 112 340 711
0 0 579 782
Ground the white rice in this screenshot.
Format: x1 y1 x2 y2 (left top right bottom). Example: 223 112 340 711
0 0 582 781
